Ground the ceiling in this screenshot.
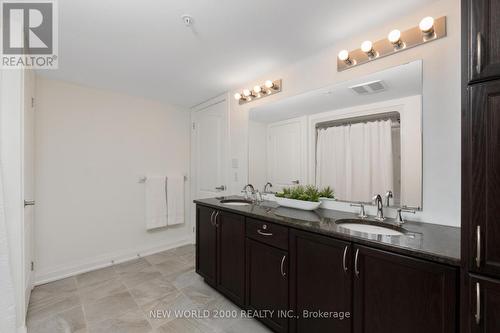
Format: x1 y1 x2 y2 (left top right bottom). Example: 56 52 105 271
249 60 422 123
38 0 435 107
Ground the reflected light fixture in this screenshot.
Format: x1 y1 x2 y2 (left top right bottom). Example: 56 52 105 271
253 85 262 94
388 29 404 49
233 92 242 100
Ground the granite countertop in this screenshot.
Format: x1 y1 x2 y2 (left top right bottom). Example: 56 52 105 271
194 196 461 267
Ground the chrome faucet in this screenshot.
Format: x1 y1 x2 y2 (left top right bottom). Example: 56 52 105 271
385 190 393 207
372 194 385 221
263 182 273 194
396 207 416 226
351 203 367 218
242 184 255 200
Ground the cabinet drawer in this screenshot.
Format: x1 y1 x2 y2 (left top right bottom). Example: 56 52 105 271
246 218 288 250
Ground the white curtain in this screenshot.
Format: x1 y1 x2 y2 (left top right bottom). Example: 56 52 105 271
0 161 17 333
316 119 394 202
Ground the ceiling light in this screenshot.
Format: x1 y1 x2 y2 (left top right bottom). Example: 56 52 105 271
243 89 251 97
234 92 242 100
338 50 354 65
253 85 262 94
419 16 434 34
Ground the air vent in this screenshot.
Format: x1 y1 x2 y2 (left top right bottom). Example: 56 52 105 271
349 80 387 95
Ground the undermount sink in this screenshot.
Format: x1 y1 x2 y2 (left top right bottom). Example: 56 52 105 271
220 199 253 206
336 219 405 236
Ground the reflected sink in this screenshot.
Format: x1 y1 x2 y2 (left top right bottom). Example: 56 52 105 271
336 219 405 236
220 199 253 206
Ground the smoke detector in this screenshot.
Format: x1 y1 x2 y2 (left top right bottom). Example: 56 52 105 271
181 15 193 27
349 80 387 95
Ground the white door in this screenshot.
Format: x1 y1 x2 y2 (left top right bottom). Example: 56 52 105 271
267 116 307 191
23 70 36 306
192 97 229 199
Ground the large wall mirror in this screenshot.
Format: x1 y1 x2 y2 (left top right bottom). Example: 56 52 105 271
248 60 422 209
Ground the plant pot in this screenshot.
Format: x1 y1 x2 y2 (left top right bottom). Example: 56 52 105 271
274 197 321 211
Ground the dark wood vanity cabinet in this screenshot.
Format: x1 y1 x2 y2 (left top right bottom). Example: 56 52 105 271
216 210 245 305
466 0 500 83
467 275 500 333
289 230 352 333
246 238 289 333
464 80 500 278
196 205 217 285
195 206 245 305
195 204 459 333
352 245 458 333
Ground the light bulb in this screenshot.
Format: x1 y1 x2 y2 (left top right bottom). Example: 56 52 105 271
242 89 251 97
338 50 349 61
234 92 242 100
264 80 274 89
361 40 373 53
419 16 434 33
253 85 262 94
388 29 401 44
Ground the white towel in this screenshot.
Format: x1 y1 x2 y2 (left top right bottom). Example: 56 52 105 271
166 175 185 226
145 176 168 230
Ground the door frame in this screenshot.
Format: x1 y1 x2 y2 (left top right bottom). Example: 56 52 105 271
190 93 230 238
0 69 30 332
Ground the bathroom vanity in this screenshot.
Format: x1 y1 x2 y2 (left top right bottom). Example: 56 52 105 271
194 198 460 333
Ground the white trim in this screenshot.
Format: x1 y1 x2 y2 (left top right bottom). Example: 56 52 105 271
33 236 193 286
17 325 27 333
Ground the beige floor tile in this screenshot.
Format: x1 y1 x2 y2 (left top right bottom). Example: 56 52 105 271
120 265 163 289
224 318 272 333
155 259 192 281
180 281 221 306
144 251 177 265
76 266 117 288
88 309 152 333
170 270 203 290
129 276 178 306
27 305 86 333
141 291 199 328
27 293 81 323
30 277 78 304
173 244 195 256
83 291 139 325
156 317 216 333
78 277 128 304
114 258 151 274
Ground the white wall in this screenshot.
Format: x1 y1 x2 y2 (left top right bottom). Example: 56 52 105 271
34 78 192 284
228 0 460 227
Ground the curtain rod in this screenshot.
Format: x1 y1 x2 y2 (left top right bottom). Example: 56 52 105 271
315 111 400 129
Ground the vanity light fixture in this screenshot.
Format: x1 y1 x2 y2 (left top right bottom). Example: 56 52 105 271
337 16 446 72
338 50 354 65
234 79 282 105
388 29 404 50
361 40 377 58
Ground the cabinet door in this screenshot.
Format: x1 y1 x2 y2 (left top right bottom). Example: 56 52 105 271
196 205 217 286
216 210 245 306
467 0 500 82
289 229 352 333
468 274 500 332
353 245 457 333
246 239 289 333
464 80 500 277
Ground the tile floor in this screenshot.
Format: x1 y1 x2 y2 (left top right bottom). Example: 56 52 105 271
27 244 271 333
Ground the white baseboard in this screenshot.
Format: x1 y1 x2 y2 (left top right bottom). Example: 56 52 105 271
34 236 195 286
17 325 27 333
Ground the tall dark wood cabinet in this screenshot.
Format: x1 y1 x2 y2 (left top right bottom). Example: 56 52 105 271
352 245 457 333
466 0 500 83
289 230 352 333
462 0 500 331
